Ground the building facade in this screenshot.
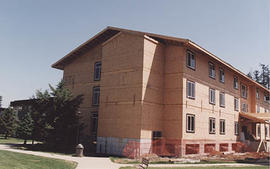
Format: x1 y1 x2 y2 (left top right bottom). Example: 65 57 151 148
52 27 270 156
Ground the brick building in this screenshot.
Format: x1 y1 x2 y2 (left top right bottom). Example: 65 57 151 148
52 27 270 156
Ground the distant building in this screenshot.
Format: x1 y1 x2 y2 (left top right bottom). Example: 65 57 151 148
52 27 270 156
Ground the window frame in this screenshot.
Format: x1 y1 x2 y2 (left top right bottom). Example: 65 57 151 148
220 119 225 135
209 117 216 134
219 92 225 108
94 61 102 81
92 86 100 106
234 122 239 135
256 88 260 100
234 97 239 111
219 68 225 83
241 102 248 112
241 84 248 99
186 114 195 133
186 80 195 99
91 112 98 141
233 76 239 89
186 50 196 70
209 88 216 105
208 62 216 79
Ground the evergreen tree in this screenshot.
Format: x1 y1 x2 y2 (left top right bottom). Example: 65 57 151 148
0 96 2 108
31 80 83 150
0 108 16 139
247 64 270 89
16 112 33 144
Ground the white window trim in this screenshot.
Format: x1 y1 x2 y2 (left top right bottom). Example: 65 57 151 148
209 88 216 105
187 80 195 99
186 114 195 133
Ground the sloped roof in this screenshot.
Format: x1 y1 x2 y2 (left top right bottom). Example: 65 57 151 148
52 26 270 91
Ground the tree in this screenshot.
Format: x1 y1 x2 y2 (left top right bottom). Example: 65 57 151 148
247 64 270 89
31 80 83 150
16 111 33 144
0 108 16 139
0 96 2 108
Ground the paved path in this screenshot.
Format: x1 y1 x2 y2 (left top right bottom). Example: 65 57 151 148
0 144 268 169
0 144 130 169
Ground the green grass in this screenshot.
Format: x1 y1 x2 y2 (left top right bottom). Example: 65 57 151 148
120 166 269 169
0 137 29 144
0 150 77 169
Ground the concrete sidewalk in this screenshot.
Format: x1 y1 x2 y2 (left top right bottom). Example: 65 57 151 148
0 144 268 169
0 144 129 169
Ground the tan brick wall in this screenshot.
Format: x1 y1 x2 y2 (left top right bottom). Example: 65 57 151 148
98 32 144 139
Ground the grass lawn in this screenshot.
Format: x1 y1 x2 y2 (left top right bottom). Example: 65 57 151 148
0 150 77 169
120 166 269 169
0 137 29 144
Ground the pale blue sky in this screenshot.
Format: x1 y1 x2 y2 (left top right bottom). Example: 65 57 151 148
0 0 269 107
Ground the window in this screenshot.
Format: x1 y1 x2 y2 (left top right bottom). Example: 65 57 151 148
92 86 100 106
186 114 195 133
242 102 248 112
233 76 238 89
209 118 216 134
209 88 215 104
94 61 101 81
219 68 225 83
241 84 247 98
234 122 239 135
257 124 261 137
187 80 195 99
219 92 225 107
264 93 270 103
234 97 239 111
209 62 215 78
152 131 162 139
91 112 98 141
265 126 269 138
220 119 225 135
256 88 260 99
186 50 195 70
256 105 260 113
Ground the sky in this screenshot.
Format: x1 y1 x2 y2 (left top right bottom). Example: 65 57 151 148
0 0 269 107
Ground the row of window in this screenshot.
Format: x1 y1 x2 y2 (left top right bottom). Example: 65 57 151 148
187 51 250 99
256 88 270 103
187 80 246 111
186 114 239 135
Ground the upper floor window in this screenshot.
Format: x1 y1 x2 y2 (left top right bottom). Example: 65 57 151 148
186 114 195 133
92 86 100 106
242 102 248 112
209 88 216 105
219 92 225 107
187 80 195 99
219 68 225 83
234 97 239 111
209 62 215 79
241 84 247 98
234 122 239 135
264 93 270 103
220 119 225 135
94 61 101 81
186 50 195 70
209 117 216 134
256 88 260 99
234 76 238 89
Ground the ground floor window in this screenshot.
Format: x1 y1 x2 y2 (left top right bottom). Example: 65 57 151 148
186 114 195 133
220 119 225 135
234 122 239 135
209 117 216 134
91 112 98 141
